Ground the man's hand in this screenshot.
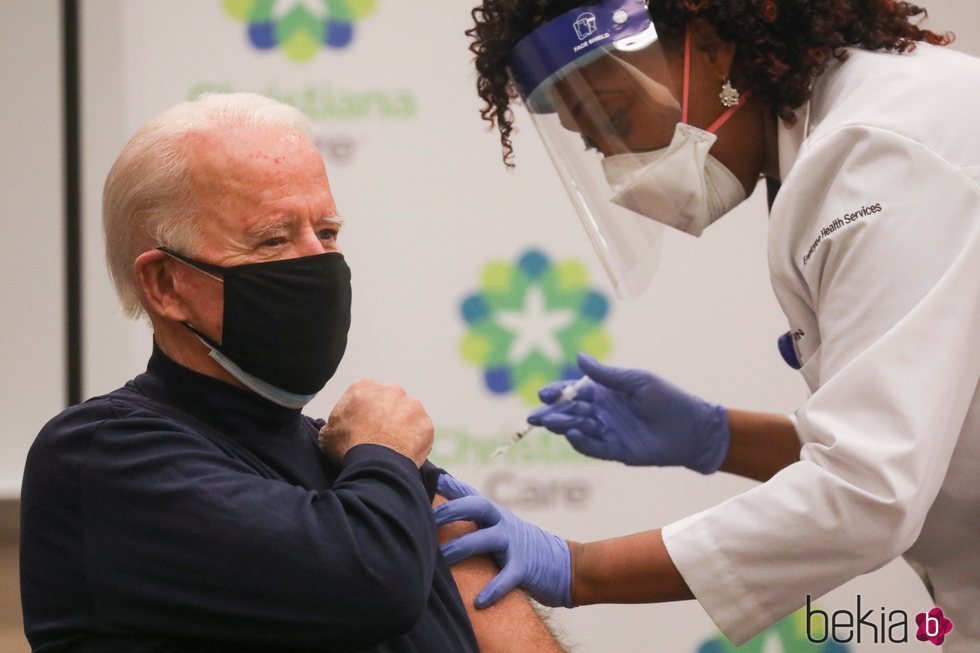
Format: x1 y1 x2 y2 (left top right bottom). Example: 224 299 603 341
318 380 433 467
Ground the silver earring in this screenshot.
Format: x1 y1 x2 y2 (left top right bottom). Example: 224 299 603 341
719 79 740 107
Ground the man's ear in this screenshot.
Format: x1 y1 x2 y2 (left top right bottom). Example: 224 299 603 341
134 249 191 322
688 18 737 81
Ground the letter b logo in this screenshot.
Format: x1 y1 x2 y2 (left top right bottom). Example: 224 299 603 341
916 607 954 646
805 595 828 643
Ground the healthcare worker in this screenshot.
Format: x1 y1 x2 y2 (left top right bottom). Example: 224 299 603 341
435 0 980 650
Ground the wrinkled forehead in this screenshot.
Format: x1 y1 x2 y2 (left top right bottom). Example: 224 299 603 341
182 126 329 209
185 125 324 180
178 125 338 243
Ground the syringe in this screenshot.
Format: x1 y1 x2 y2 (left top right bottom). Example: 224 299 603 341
489 376 592 460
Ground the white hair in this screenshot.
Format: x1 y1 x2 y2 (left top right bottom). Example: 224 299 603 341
103 92 314 318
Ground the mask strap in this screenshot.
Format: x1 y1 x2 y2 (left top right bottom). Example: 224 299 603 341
681 23 692 125
157 246 225 282
206 345 317 409
182 322 222 350
706 90 751 134
681 23 751 134
156 247 225 348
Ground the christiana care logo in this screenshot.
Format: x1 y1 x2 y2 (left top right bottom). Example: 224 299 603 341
460 249 611 404
223 0 377 62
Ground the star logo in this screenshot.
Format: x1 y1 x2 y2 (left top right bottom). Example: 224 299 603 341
495 286 576 364
460 249 612 404
223 0 377 62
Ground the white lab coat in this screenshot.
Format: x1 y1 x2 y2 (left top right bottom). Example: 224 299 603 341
662 43 980 651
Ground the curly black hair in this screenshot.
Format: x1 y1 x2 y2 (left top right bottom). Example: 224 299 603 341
467 0 953 166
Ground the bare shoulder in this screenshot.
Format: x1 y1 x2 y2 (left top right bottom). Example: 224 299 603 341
433 492 571 653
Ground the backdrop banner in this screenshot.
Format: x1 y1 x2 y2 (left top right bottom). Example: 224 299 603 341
98 2 937 651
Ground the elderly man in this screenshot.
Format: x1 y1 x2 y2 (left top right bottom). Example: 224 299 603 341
20 93 562 652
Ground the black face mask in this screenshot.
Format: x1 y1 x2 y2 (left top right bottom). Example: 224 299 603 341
158 247 352 403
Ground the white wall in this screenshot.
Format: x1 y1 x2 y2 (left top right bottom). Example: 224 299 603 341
0 0 64 497
80 0 131 399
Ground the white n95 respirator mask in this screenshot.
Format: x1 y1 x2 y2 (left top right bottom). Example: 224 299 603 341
600 123 747 237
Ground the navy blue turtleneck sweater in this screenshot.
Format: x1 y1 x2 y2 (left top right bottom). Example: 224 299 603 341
20 345 478 653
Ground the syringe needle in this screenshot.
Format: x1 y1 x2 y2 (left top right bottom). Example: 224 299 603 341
489 424 536 460
487 375 592 461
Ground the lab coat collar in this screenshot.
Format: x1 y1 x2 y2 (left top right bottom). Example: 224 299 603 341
776 100 811 181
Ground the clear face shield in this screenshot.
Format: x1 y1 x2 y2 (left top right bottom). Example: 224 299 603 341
510 0 749 298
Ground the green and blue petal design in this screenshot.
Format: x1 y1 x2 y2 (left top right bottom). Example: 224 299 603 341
223 0 377 62
460 249 612 405
697 609 851 653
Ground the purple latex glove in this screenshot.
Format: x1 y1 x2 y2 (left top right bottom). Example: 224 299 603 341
528 353 729 473
434 474 572 609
